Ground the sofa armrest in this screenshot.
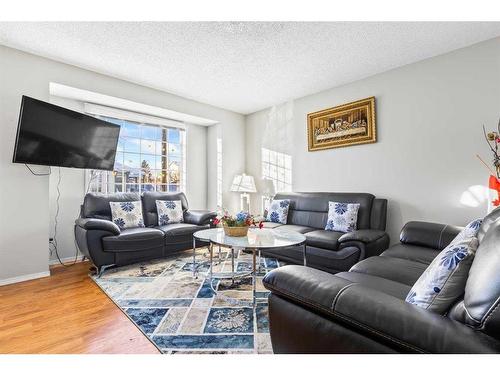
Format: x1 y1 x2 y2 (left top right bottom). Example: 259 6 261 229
400 221 461 250
75 218 121 235
184 210 217 226
263 265 500 353
338 229 387 244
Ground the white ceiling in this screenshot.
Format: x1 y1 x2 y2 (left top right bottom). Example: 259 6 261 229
1 22 500 114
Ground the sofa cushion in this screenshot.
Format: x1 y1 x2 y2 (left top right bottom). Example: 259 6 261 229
304 230 342 251
158 223 208 244
265 199 290 224
381 243 440 265
459 206 500 336
142 191 189 227
156 200 184 225
325 202 360 233
449 218 483 245
476 206 500 242
399 221 462 250
274 192 374 230
335 271 411 299
276 224 315 234
83 192 140 220
102 227 164 252
350 256 428 286
109 201 145 229
261 222 283 229
262 245 361 274
405 236 478 314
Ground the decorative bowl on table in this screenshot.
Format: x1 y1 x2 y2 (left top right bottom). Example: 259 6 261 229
213 211 263 237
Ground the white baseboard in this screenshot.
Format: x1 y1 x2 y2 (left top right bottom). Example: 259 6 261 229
0 271 51 286
49 255 85 265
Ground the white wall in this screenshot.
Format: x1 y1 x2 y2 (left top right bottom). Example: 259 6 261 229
206 122 247 212
245 37 500 243
0 45 245 282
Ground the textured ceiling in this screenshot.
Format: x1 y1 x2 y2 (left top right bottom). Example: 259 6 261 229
1 22 499 114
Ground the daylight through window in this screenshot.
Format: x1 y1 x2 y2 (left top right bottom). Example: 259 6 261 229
88 116 186 193
261 148 292 193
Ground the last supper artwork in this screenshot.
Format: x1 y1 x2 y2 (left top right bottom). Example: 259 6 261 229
307 97 376 151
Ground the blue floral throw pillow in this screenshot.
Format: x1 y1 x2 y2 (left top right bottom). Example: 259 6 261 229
156 200 184 226
449 218 483 245
325 202 360 233
109 201 145 230
405 218 483 314
265 199 290 224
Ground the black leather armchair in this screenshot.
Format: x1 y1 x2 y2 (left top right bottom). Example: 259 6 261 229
261 192 390 273
75 192 216 275
263 208 500 353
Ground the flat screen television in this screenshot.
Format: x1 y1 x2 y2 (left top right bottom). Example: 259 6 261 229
12 96 120 171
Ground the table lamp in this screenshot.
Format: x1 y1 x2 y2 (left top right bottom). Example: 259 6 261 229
260 178 276 213
230 173 257 213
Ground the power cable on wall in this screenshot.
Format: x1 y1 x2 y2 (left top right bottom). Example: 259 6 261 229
23 164 75 266
50 167 79 267
25 164 51 176
28 165 100 267
72 170 100 260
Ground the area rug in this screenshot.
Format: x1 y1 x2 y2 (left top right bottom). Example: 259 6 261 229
92 247 283 354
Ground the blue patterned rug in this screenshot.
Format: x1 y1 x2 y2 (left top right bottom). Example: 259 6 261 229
92 248 283 354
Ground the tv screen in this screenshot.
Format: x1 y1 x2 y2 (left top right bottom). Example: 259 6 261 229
12 96 120 171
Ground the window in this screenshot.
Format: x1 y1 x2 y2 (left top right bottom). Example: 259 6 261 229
216 137 223 210
261 148 292 212
88 116 186 193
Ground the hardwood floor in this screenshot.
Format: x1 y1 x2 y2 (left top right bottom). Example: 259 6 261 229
0 261 160 354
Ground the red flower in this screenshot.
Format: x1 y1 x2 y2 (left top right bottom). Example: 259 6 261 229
213 218 220 226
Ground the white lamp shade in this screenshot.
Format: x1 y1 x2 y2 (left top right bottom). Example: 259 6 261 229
230 174 257 193
260 178 276 196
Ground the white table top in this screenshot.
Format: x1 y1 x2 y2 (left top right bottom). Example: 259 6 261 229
193 227 224 241
195 227 306 249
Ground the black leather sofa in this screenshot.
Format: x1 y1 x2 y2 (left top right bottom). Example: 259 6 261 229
263 207 500 353
75 192 216 275
261 192 389 274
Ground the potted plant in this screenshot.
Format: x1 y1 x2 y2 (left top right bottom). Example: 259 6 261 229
213 211 263 237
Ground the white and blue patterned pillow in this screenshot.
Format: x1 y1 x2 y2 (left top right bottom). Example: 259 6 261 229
156 200 184 226
325 202 360 233
405 236 478 313
265 199 290 224
109 201 144 229
449 218 483 245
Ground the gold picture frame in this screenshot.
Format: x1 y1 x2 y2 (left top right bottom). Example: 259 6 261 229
307 97 376 151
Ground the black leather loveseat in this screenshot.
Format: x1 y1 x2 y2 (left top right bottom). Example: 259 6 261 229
75 192 216 275
263 207 500 353
261 192 389 274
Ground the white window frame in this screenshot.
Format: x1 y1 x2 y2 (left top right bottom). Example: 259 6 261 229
216 137 223 210
261 148 292 211
84 105 187 194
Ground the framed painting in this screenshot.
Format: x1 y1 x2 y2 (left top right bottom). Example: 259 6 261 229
307 97 376 151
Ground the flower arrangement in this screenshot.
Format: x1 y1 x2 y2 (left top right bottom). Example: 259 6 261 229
482 119 500 179
213 211 263 236
478 119 500 209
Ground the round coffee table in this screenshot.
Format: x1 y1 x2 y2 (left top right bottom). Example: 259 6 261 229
205 228 307 305
192 228 227 277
